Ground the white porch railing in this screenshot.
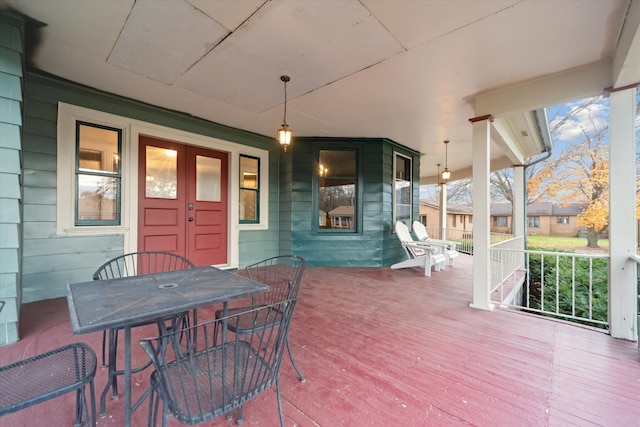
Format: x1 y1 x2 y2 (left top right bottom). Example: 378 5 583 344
489 237 525 305
490 246 610 328
425 228 512 255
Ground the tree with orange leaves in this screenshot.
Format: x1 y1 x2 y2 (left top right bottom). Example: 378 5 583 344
545 97 610 248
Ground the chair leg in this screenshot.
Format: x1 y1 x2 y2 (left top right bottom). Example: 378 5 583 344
286 337 305 382
236 405 244 424
89 380 97 427
276 376 285 427
101 330 107 369
73 387 83 427
100 328 119 417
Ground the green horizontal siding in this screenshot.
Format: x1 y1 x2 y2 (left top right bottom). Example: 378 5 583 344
19 71 281 303
287 137 419 267
0 11 23 344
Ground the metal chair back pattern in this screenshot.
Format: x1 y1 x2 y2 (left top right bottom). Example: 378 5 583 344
92 251 196 417
93 252 195 280
140 300 296 427
217 255 307 382
246 255 306 305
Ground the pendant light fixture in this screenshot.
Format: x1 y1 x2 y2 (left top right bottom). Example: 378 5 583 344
277 75 292 151
441 140 451 181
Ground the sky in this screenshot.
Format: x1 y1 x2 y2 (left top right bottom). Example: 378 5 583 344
420 89 640 203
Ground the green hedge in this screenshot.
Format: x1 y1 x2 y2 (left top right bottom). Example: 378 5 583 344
525 247 608 328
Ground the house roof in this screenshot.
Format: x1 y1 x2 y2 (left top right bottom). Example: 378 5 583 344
4 1 638 182
490 202 585 216
420 200 473 215
329 206 354 217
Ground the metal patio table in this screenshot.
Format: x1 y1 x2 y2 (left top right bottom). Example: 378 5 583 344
66 266 269 427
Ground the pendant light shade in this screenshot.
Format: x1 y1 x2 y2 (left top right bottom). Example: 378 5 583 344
441 140 451 181
277 75 292 151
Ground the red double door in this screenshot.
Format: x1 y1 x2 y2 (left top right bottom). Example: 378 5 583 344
138 136 228 266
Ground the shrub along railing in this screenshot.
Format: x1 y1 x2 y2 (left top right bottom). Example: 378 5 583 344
489 246 609 329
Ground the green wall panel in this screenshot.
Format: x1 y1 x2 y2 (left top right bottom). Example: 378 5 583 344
0 11 23 344
17 71 282 304
0 122 21 149
284 137 419 267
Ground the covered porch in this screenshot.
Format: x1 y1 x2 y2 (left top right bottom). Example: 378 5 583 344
2 256 639 426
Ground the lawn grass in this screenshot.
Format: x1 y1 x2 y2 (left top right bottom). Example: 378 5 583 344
527 235 609 249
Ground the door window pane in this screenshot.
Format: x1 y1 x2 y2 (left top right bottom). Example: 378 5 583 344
319 150 356 231
196 155 221 202
145 146 177 199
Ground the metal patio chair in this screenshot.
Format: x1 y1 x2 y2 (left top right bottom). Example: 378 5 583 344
92 251 195 416
0 342 97 427
215 255 307 382
141 300 296 427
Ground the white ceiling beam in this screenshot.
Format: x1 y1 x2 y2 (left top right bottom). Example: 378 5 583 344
612 0 640 88
474 60 612 117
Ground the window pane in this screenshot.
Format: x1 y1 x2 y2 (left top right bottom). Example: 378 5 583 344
78 124 119 173
77 175 118 220
240 189 257 221
394 154 412 225
145 145 177 199
396 205 410 225
320 182 355 229
240 155 260 223
395 180 411 204
318 149 357 231
196 155 221 202
319 150 355 176
240 156 259 189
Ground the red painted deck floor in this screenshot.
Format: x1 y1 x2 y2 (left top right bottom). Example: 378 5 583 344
1 254 639 426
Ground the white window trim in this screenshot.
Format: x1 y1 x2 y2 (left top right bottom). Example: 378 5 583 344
57 102 269 269
392 151 413 225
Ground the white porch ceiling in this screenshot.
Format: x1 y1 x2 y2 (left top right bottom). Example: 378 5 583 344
2 0 638 183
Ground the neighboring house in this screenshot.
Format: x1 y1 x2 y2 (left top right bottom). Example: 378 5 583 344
419 200 473 237
328 206 354 229
490 202 587 237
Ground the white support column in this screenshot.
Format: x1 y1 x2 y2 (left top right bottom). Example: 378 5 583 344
470 115 494 311
512 165 525 240
512 165 526 268
439 182 448 240
608 83 638 340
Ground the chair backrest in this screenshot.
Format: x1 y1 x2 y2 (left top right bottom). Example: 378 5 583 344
412 221 431 242
395 222 426 259
93 251 195 280
245 255 306 305
140 300 295 425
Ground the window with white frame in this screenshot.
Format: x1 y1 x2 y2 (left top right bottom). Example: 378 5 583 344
394 153 412 226
239 155 260 223
75 122 122 225
57 103 269 239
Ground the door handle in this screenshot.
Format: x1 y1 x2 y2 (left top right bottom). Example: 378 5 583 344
188 217 194 222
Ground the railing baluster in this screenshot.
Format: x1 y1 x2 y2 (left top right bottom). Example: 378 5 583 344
489 245 609 328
